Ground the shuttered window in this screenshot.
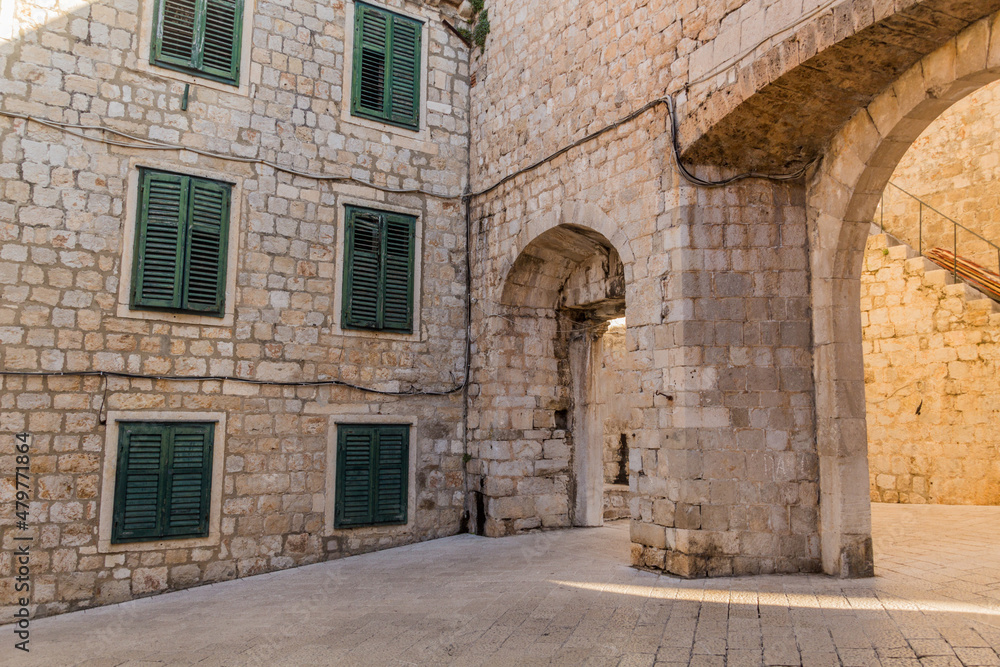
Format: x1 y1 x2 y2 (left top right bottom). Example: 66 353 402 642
112 422 215 544
131 169 231 317
151 0 244 85
351 2 423 129
335 424 409 528
342 206 416 332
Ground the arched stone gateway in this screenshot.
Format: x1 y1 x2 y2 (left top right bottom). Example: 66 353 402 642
672 9 1000 577
470 218 637 535
468 4 1000 580
808 14 1000 576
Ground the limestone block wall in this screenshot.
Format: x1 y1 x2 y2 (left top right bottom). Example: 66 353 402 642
862 234 1000 505
469 307 574 535
0 0 470 619
468 0 824 577
597 322 635 521
877 79 1000 271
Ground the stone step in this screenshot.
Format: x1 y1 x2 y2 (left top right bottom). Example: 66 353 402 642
887 244 916 261
943 280 985 301
922 268 956 287
966 298 1000 314
872 230 1000 306
903 256 938 274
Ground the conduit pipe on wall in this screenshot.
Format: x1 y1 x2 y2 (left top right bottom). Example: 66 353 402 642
0 94 811 395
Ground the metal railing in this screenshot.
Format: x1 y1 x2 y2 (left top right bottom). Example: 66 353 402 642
877 181 1000 282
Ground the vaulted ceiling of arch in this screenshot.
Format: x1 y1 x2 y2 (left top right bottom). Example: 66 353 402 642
500 224 625 315
681 0 1000 173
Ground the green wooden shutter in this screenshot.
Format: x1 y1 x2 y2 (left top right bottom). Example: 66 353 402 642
113 424 169 543
131 169 230 317
200 0 243 82
387 15 421 128
132 170 187 311
153 0 199 69
335 425 409 528
163 423 214 538
353 3 389 118
342 206 416 332
113 422 214 543
182 178 230 315
152 0 243 85
336 426 375 527
381 214 415 332
351 3 422 129
343 208 384 329
373 426 408 524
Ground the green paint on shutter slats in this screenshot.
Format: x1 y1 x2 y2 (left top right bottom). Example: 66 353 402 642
351 2 422 130
131 168 231 317
382 213 415 332
152 0 243 85
200 0 243 82
373 426 408 524
343 210 383 329
335 424 409 529
112 422 214 544
353 3 389 117
164 424 214 538
183 178 230 314
388 17 420 128
132 171 188 311
336 427 375 528
342 206 415 333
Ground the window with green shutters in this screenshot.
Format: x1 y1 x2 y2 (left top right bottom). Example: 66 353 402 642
351 2 423 129
342 206 416 333
112 422 215 544
131 168 232 317
151 0 244 85
335 424 409 528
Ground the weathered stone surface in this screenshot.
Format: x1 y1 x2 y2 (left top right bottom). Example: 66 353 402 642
5 0 1000 623
863 234 1000 505
0 0 469 622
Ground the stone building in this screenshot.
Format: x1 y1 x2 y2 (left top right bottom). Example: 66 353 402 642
1 0 471 618
2 0 1000 620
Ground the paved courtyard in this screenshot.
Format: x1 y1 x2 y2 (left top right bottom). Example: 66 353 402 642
6 504 1000 666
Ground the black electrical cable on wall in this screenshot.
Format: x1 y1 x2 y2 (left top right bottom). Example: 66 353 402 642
466 95 812 200
1 93 812 398
0 369 464 397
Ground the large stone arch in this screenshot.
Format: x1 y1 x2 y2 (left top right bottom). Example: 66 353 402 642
808 12 1000 576
678 0 1000 173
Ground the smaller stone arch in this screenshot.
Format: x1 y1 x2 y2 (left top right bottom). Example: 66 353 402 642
500 223 625 316
498 201 636 284
473 214 636 536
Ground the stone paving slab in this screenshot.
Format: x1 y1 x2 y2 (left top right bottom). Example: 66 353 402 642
4 504 1000 666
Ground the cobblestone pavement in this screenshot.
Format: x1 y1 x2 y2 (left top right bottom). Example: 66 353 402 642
6 504 1000 666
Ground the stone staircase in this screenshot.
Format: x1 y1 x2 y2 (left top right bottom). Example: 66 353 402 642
868 226 1000 316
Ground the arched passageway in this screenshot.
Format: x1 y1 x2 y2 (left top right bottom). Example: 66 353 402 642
864 80 1000 507
464 2 1000 581
808 13 1000 575
469 222 637 535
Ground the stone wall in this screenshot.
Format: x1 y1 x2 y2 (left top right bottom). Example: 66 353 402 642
0 0 470 620
597 321 633 521
877 79 1000 271
469 0 824 577
862 234 1000 505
